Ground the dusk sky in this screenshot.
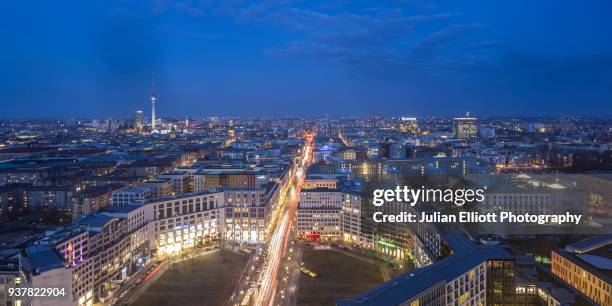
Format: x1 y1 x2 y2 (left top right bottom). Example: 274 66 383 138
1 0 612 118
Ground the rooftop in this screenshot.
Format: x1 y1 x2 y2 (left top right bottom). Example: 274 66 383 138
337 234 513 306
21 245 65 275
76 214 114 229
556 234 612 282
102 204 144 215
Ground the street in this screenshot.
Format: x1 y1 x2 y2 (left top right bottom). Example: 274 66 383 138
230 133 313 306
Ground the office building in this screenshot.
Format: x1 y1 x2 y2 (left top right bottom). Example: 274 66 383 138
302 177 338 190
399 117 419 134
134 110 143 131
297 188 343 241
453 115 478 139
552 235 611 306
147 191 224 256
297 185 362 244
196 171 260 190
223 189 272 243
339 234 584 306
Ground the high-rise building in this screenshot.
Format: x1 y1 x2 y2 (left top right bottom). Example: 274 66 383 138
228 119 235 138
135 110 143 131
399 117 419 134
453 114 478 139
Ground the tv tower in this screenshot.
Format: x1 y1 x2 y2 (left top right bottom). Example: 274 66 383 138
151 77 157 131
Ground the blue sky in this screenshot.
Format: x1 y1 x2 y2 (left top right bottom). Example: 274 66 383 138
1 0 611 118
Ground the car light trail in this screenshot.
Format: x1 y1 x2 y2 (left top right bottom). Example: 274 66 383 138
251 135 313 306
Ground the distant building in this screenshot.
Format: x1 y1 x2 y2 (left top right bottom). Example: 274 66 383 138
73 185 122 218
453 115 478 139
0 183 28 215
111 187 151 206
333 148 368 161
378 139 394 159
0 147 57 162
398 117 419 134
468 174 587 216
138 179 173 199
157 171 193 195
308 161 340 176
134 110 143 131
24 186 76 210
576 174 612 217
302 177 338 190
196 171 259 190
0 167 47 185
480 126 496 138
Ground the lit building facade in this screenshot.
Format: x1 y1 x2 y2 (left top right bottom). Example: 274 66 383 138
14 183 283 305
224 189 270 243
297 188 362 244
134 110 143 131
148 191 225 256
302 177 338 190
341 192 362 244
551 236 611 306
21 212 150 306
453 116 478 139
399 117 419 134
297 189 343 241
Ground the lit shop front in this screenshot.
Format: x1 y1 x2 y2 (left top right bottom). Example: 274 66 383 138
375 239 412 260
225 218 266 243
156 221 219 256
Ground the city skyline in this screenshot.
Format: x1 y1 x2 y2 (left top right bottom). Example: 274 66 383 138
1 2 611 306
1 115 609 306
2 0 612 118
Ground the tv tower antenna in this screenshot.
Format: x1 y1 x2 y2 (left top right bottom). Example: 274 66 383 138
151 75 157 131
